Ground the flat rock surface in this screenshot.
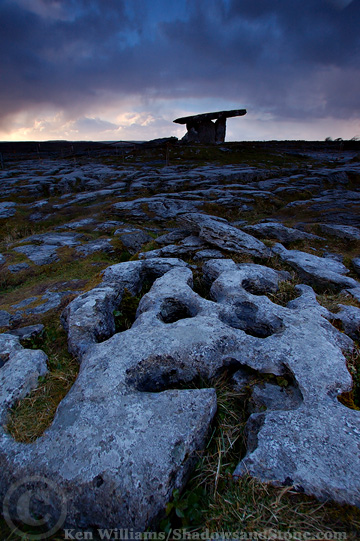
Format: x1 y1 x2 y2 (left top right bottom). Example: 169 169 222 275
320 223 360 240
244 222 322 243
180 213 271 257
273 243 359 290
1 142 360 533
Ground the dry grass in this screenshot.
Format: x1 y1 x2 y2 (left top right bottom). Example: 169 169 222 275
267 280 300 307
316 291 360 313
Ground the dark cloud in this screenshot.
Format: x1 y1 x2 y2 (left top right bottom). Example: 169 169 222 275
0 0 359 132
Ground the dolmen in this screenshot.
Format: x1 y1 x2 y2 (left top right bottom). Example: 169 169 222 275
173 108 247 144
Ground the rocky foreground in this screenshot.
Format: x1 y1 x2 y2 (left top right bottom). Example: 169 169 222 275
0 140 360 533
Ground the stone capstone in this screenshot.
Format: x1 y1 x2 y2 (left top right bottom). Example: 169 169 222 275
13 233 83 266
173 109 247 144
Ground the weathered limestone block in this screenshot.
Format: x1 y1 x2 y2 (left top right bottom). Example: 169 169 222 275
180 213 271 257
61 258 188 358
353 256 360 275
319 223 360 240
113 196 203 220
273 243 359 290
1 258 360 533
115 229 152 254
244 222 323 244
0 334 48 424
327 304 360 341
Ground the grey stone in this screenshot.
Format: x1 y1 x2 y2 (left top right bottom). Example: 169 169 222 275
13 233 83 266
244 223 322 244
0 263 219 531
250 383 303 413
11 297 39 309
1 251 360 529
95 220 124 232
116 229 152 254
0 310 12 328
322 251 344 263
33 199 49 208
0 334 48 423
232 368 253 391
75 238 114 257
8 262 30 273
0 254 5 266
26 291 77 315
273 244 359 290
29 211 52 222
140 236 206 260
11 291 78 316
53 189 117 209
0 202 16 218
155 229 192 246
173 109 247 144
204 261 291 297
328 305 360 341
113 196 203 220
231 220 248 227
62 258 188 358
13 244 59 265
319 223 360 240
346 287 360 302
353 257 360 275
194 249 225 261
57 218 96 230
9 324 44 341
19 232 82 247
180 214 271 257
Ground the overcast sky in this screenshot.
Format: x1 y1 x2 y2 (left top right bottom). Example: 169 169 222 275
1 0 359 141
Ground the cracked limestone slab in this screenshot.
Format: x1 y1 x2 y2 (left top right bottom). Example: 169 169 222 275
243 222 323 244
327 304 360 341
1 258 360 532
0 202 16 218
319 223 360 240
352 257 360 275
13 232 83 265
0 334 48 424
113 196 203 220
179 213 271 257
139 236 206 260
273 243 359 290
200 261 359 506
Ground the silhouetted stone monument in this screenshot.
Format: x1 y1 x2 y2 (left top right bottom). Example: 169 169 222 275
173 109 247 144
